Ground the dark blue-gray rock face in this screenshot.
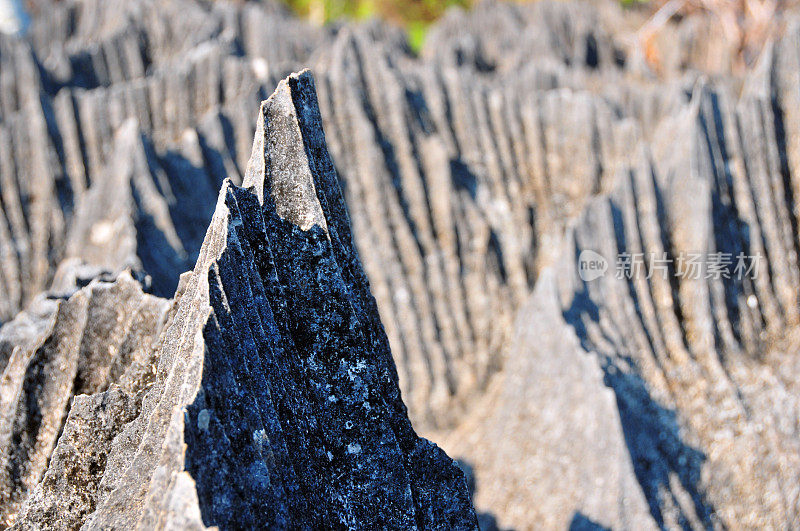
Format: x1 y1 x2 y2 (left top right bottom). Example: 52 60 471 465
5 70 476 530
182 71 477 529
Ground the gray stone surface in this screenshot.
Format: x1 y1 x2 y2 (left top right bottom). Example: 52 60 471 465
1 0 800 528
440 55 800 528
0 269 171 526
1 70 477 529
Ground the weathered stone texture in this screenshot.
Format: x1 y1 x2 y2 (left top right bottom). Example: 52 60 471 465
1 70 477 529
0 269 170 526
1 0 800 528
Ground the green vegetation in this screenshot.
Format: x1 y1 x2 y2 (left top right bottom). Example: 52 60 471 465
279 0 658 52
280 0 470 51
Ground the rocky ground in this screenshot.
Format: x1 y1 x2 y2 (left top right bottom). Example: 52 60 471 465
0 0 799 528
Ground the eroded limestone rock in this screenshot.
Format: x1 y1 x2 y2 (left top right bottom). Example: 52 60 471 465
5 71 477 530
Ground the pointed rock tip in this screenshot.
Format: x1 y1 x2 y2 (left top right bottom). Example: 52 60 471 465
243 69 328 233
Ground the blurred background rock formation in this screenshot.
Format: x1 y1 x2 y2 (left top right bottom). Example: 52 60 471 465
1 0 799 528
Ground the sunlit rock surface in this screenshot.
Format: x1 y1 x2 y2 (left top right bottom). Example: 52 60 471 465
1 71 476 529
1 0 800 528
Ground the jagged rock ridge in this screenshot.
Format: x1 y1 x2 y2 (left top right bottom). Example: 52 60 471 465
0 0 757 432
1 70 476 529
2 0 800 528
439 32 800 529
0 0 658 431
0 266 171 526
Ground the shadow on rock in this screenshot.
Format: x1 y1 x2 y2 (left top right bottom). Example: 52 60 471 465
561 248 717 528
569 512 611 531
455 459 513 531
